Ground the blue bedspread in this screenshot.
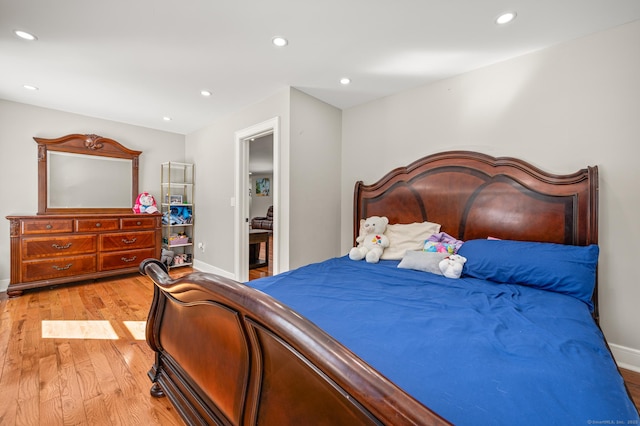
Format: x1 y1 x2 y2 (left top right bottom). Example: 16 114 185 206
249 256 639 425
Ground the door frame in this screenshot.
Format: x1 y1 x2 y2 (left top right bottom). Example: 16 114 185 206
234 117 280 282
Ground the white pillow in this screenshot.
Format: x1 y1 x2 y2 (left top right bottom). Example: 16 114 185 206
397 251 448 274
381 221 441 260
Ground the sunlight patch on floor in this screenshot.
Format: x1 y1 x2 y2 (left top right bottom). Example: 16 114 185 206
123 320 147 340
42 320 119 339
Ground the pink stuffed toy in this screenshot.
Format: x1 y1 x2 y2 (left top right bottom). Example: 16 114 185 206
133 192 158 214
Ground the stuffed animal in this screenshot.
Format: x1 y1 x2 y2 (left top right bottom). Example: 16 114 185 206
160 248 175 267
349 216 390 263
133 192 158 214
438 254 467 279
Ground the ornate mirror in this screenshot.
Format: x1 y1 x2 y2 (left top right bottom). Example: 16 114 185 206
36 133 141 214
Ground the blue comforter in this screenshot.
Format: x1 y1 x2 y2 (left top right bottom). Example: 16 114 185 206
249 256 639 425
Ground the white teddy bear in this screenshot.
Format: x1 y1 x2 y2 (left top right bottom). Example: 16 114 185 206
438 254 467 279
349 216 390 263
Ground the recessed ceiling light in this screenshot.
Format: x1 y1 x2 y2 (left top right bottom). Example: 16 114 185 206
200 90 212 97
272 36 288 47
340 78 351 85
23 84 39 91
496 12 517 25
14 29 37 41
163 116 172 121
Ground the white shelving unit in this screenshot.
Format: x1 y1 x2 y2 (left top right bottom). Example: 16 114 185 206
160 162 194 268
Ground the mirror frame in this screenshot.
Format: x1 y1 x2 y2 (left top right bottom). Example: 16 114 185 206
35 133 141 215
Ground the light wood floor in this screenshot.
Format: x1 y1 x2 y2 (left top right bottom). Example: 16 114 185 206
0 273 187 426
1 269 638 425
622 368 640 411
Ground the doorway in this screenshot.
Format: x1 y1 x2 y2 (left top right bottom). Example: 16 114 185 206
248 134 273 280
234 117 280 283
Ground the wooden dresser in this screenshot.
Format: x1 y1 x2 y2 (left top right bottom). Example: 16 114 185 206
7 213 161 296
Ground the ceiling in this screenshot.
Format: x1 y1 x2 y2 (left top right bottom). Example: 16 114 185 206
2 1 640 135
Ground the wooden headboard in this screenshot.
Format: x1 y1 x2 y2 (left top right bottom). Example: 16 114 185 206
354 151 599 318
354 151 598 245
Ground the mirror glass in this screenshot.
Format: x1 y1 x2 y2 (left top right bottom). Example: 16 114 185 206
36 133 140 214
48 152 133 208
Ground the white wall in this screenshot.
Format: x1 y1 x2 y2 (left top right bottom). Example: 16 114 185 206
185 87 342 276
0 100 185 291
341 20 640 366
289 88 342 268
185 89 290 275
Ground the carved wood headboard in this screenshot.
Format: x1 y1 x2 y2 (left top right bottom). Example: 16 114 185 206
354 151 598 245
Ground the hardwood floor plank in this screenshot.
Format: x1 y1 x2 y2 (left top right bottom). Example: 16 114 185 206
104 390 133 426
39 353 60 403
102 340 143 399
16 395 39 426
74 358 101 401
16 337 39 424
58 362 89 424
39 396 64 425
0 299 13 374
19 351 39 408
81 394 113 426
0 366 20 424
84 340 126 425
122 395 153 425
621 368 640 411
47 287 65 320
0 296 24 423
121 341 157 397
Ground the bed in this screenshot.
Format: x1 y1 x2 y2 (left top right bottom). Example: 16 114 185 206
140 151 639 425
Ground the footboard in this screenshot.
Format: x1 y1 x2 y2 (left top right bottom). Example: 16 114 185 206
140 259 448 425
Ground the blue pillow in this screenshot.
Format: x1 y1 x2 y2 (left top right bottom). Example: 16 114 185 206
457 239 599 309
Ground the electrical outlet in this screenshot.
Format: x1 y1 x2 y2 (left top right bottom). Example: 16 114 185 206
198 242 206 252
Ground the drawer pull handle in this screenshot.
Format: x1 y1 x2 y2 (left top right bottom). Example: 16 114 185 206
95 223 102 227
122 237 137 244
52 263 73 271
136 221 142 225
121 256 137 263
46 224 53 229
52 242 72 250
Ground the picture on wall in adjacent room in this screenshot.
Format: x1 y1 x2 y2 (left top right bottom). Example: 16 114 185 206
255 178 270 196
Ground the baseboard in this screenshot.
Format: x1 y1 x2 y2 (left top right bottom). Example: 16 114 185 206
0 278 8 293
192 259 235 280
610 343 640 373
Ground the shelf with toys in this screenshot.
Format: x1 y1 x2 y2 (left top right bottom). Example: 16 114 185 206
160 162 194 269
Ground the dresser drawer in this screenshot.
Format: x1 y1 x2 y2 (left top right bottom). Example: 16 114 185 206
22 255 96 282
22 219 74 235
21 235 97 259
121 217 156 230
76 219 119 232
99 248 156 271
100 231 155 252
